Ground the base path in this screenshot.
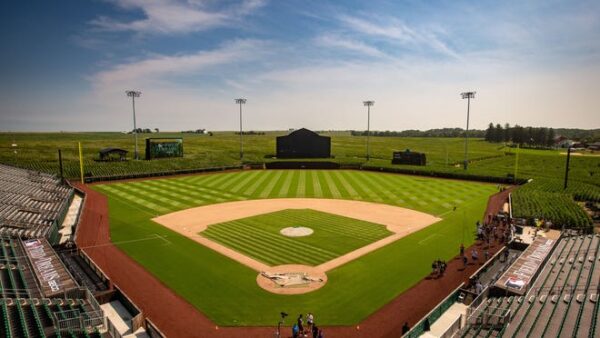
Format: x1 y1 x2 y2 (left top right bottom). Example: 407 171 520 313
75 182 510 338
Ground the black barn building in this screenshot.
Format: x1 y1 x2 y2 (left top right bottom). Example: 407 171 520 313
276 128 331 158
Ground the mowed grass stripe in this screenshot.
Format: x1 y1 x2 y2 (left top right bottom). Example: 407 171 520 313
277 171 294 197
296 171 306 197
202 229 291 266
139 181 206 205
356 172 392 204
322 171 342 198
205 226 328 266
184 181 246 200
145 180 233 205
267 171 290 198
124 182 195 209
259 171 284 198
204 172 238 188
304 213 389 239
341 171 385 203
291 213 388 242
332 171 359 198
309 171 321 197
99 185 170 214
287 171 300 198
316 171 333 198
220 171 256 191
244 170 276 196
362 172 403 204
279 211 379 239
210 217 339 259
229 170 262 193
223 219 338 259
166 179 245 202
109 184 182 211
203 224 329 265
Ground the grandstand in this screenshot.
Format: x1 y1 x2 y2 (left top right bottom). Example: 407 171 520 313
0 164 74 243
412 232 600 338
0 164 159 338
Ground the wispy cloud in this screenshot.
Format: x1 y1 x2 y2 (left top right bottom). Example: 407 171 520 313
338 14 459 59
314 34 387 58
90 0 266 34
91 39 270 87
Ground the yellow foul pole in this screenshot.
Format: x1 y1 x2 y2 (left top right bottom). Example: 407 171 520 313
78 142 84 184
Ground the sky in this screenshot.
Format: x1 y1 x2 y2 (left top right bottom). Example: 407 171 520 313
0 0 599 132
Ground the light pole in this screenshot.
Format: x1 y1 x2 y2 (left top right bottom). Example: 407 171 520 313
460 91 475 170
235 98 247 161
126 90 142 160
363 100 374 161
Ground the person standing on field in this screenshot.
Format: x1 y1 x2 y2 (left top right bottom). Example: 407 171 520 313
307 313 314 332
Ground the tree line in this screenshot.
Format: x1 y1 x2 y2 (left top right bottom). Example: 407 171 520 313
350 128 486 138
484 123 555 146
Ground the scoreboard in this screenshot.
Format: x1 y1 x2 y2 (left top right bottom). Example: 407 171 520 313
145 138 184 160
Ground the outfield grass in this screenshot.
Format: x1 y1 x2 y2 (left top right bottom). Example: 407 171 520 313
201 209 392 266
93 169 496 325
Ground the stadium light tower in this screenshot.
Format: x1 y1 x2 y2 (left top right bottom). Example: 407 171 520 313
460 91 475 170
363 100 375 161
235 98 247 161
126 90 142 160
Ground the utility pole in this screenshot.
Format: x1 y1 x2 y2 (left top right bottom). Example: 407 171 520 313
126 90 142 160
235 98 247 161
460 91 476 170
564 146 572 189
363 100 375 161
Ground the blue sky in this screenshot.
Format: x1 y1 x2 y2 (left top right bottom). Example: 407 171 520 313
1 0 599 131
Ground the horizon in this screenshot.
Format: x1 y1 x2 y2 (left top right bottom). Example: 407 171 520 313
1 1 599 132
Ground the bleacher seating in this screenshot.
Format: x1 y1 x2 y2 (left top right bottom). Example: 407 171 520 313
461 234 600 337
0 164 73 240
0 297 102 338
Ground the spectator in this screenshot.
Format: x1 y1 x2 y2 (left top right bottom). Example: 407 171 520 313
312 325 319 338
293 323 299 338
402 322 410 334
476 280 484 294
297 314 304 336
307 313 314 332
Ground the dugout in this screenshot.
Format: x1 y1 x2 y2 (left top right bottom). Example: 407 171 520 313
392 149 426 166
276 128 331 158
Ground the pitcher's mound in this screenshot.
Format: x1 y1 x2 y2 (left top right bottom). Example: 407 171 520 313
280 226 313 237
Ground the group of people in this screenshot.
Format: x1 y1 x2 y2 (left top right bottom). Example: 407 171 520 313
430 259 447 277
293 313 323 338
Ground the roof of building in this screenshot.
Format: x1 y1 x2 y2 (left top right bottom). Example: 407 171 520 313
99 148 128 155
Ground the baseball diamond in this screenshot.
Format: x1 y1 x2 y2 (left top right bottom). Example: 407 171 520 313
92 169 496 325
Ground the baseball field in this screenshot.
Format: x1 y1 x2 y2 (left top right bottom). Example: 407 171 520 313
93 169 496 325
